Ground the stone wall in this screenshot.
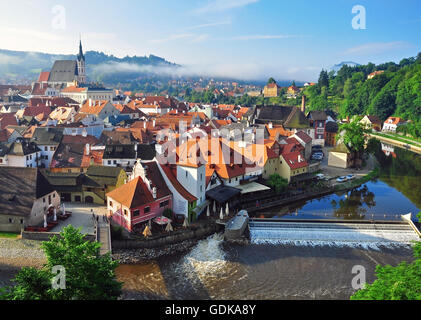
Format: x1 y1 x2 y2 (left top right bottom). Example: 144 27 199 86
112 223 219 250
22 231 96 242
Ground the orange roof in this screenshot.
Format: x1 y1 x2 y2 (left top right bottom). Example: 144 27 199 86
267 125 294 139
81 150 103 168
385 117 404 125
61 86 87 93
38 71 50 82
106 177 153 209
80 100 109 115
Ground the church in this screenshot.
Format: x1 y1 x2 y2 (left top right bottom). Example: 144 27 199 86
47 40 87 87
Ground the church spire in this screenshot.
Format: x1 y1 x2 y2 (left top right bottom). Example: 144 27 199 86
78 37 85 62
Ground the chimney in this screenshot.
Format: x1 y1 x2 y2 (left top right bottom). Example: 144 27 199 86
268 122 273 129
82 129 87 137
152 187 157 199
89 99 92 107
85 143 90 156
143 121 147 129
301 95 306 114
153 119 156 127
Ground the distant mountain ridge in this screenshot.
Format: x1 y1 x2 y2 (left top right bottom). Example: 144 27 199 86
0 48 178 83
330 61 361 74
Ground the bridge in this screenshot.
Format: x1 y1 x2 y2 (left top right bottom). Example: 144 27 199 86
95 217 112 255
248 215 420 247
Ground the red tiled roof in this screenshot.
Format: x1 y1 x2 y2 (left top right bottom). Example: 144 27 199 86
38 72 50 82
384 117 403 125
160 164 197 202
23 106 52 118
294 131 312 144
282 151 308 170
0 114 18 129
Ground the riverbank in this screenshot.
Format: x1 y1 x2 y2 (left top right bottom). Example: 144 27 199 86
245 163 379 215
368 133 421 154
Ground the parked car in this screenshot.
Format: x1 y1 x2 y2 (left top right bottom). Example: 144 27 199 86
346 174 355 180
311 154 323 161
336 176 347 183
316 174 327 180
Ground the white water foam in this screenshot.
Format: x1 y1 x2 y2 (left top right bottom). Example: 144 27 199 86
180 233 229 285
249 222 419 250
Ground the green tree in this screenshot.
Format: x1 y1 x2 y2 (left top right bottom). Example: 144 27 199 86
339 118 369 163
0 225 122 300
351 239 421 300
268 77 276 84
267 174 289 193
318 70 329 88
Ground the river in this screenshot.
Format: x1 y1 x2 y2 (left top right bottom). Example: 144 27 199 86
116 141 420 300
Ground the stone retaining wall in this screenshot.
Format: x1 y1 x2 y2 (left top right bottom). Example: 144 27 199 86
112 223 219 250
22 231 96 242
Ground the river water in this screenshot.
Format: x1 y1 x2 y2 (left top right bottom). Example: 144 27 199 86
116 141 420 300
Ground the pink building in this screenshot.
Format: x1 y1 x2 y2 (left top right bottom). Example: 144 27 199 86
106 161 172 232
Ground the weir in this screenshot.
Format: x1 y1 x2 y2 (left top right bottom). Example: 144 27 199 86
248 215 420 248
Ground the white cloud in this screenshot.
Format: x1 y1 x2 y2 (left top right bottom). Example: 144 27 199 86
193 0 259 14
344 42 410 55
91 61 318 82
150 33 209 44
0 53 22 65
185 21 231 30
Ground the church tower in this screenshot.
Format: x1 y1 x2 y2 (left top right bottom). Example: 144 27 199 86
76 40 86 84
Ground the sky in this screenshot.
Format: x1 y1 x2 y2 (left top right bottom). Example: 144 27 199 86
0 0 420 81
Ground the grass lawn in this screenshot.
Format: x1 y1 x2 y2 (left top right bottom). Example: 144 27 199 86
0 232 20 239
370 132 421 147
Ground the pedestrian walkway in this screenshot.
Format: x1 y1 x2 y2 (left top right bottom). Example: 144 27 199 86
95 214 112 255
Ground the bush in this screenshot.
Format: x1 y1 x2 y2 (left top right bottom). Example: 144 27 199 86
163 208 173 219
267 174 289 194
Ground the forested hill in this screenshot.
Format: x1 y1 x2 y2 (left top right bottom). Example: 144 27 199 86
304 52 421 125
0 48 177 83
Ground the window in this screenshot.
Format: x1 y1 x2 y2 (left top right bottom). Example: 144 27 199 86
109 201 113 207
144 207 151 214
108 160 111 165
48 195 51 205
44 146 48 151
133 210 140 217
43 197 46 203
186 171 188 178
124 209 128 216
160 200 169 208
9 218 13 223
20 219 24 224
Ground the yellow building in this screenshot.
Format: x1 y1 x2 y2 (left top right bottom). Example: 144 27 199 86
263 83 281 98
279 151 309 182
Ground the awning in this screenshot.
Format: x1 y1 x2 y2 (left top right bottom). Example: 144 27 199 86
234 182 271 194
154 216 172 225
206 185 241 204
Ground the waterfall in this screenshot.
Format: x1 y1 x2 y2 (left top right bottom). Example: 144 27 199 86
249 221 418 249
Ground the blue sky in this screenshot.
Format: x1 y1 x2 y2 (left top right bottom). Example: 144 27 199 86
0 0 420 81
